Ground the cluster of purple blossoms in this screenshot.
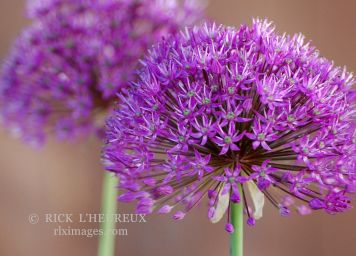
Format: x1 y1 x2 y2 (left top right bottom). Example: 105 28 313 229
104 19 356 233
0 0 202 146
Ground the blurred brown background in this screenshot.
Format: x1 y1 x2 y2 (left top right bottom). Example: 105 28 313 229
0 0 355 256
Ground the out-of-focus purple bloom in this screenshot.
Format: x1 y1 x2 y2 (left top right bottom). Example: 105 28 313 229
103 20 356 232
0 0 203 146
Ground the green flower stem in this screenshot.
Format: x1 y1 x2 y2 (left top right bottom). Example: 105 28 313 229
98 172 118 256
230 184 243 256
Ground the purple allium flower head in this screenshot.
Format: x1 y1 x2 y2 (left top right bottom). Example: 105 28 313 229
103 19 356 231
0 0 203 146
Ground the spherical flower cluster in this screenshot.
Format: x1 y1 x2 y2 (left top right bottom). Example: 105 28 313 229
103 19 356 232
0 0 202 145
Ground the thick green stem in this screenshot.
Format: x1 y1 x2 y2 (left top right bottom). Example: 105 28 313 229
98 172 118 256
230 185 243 256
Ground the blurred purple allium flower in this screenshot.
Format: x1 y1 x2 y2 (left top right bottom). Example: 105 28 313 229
0 0 203 146
103 20 356 232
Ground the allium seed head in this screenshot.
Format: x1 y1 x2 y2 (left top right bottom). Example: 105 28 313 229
103 20 356 230
0 0 203 146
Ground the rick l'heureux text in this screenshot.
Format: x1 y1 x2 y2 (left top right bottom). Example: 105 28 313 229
44 213 147 223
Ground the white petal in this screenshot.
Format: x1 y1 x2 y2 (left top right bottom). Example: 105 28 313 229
210 189 230 223
246 181 265 219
